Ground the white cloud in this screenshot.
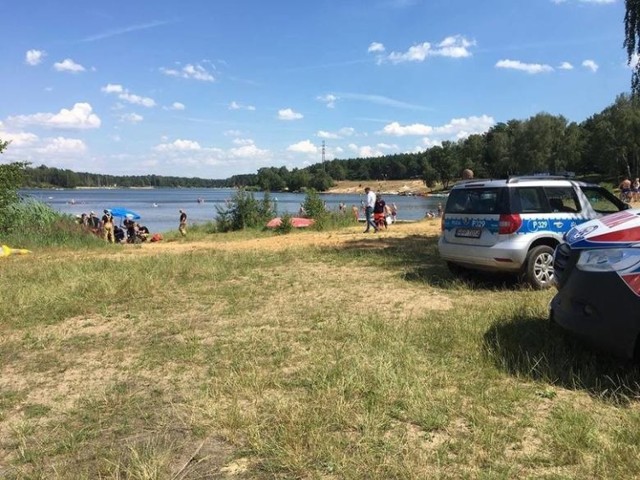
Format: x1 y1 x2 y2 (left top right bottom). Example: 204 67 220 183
317 130 339 139
582 59 599 72
53 58 86 73
423 138 443 148
36 137 87 154
287 140 317 154
278 108 303 121
435 35 476 58
229 144 269 159
149 138 272 171
119 92 156 107
337 92 425 110
383 115 495 140
161 63 215 82
232 138 254 146
348 144 383 158
368 42 386 53
317 94 338 108
102 84 156 107
377 143 399 150
382 35 475 64
169 102 185 111
229 101 256 111
558 61 574 70
7 103 101 129
383 122 433 136
25 49 46 66
628 53 640 69
101 83 124 94
224 130 242 137
434 115 495 137
316 127 355 139
0 129 39 147
495 59 554 74
119 113 143 124
154 139 202 151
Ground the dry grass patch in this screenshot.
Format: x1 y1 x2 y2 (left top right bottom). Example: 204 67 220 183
4 223 640 477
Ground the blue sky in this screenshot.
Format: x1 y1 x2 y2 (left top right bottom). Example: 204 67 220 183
0 0 632 179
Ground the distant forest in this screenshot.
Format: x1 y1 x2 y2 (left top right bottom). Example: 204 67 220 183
17 93 640 191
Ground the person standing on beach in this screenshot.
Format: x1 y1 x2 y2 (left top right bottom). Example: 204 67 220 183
179 209 187 236
351 205 359 223
101 209 114 243
363 187 378 233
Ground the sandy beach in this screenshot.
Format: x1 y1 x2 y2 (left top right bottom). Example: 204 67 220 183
326 179 432 196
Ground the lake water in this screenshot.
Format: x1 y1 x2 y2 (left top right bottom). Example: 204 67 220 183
20 188 448 234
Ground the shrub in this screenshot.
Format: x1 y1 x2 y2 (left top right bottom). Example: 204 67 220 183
274 213 293 235
215 189 276 232
0 199 103 249
0 161 27 231
302 189 327 219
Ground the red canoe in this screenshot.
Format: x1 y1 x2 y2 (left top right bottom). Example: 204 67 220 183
266 217 315 228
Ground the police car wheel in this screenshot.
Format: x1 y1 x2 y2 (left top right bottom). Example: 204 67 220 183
525 245 555 289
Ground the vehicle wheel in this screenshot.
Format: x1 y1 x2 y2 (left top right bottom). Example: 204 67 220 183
525 245 555 289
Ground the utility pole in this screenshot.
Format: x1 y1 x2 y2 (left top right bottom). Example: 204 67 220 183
322 140 326 168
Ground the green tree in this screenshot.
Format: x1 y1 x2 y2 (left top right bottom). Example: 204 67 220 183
214 189 274 232
302 189 327 219
0 140 29 230
309 170 334 191
625 0 640 95
287 168 311 192
516 113 568 174
428 141 459 189
257 167 287 191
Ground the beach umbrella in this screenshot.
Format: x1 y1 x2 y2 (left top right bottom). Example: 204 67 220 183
108 207 141 220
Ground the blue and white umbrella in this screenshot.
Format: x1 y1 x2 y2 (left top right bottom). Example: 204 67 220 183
108 207 141 220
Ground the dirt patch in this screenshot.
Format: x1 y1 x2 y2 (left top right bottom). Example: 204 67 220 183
146 219 439 255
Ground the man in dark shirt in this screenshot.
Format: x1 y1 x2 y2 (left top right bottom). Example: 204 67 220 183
179 209 187 236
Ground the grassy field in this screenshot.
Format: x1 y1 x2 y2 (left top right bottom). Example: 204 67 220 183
2 220 640 479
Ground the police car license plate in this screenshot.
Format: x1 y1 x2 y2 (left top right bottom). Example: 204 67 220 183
455 227 482 238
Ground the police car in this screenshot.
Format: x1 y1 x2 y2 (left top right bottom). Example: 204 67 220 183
551 209 640 358
438 176 628 288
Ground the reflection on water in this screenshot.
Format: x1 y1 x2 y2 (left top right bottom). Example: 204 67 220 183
21 188 447 233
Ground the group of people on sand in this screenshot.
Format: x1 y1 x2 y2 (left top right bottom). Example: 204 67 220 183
619 177 640 203
76 210 151 244
362 187 398 233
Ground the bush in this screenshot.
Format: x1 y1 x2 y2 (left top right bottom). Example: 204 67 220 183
215 189 276 232
0 199 103 249
302 189 327 219
0 161 27 230
311 211 354 231
274 213 293 235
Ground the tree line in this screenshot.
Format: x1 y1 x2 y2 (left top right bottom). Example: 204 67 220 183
6 93 640 191
254 94 640 191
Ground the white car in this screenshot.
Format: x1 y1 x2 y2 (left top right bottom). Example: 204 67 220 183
438 176 628 288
